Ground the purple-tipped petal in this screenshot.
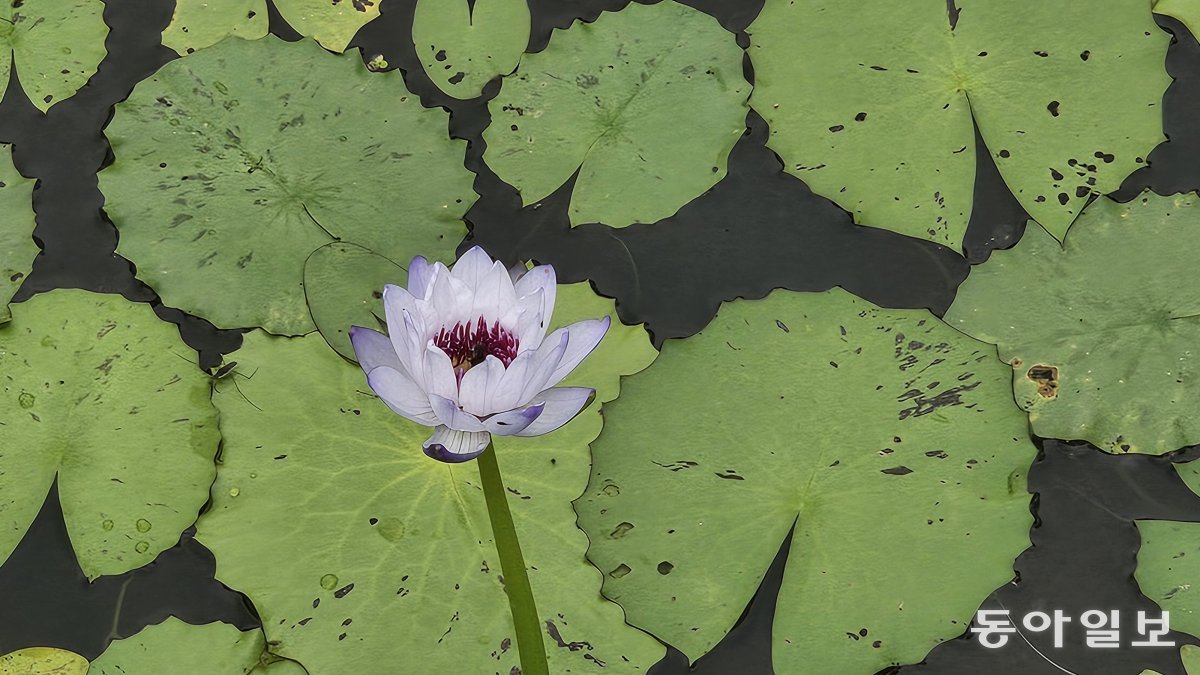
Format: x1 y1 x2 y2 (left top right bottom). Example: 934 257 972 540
366 366 438 425
484 401 546 436
407 256 436 300
542 316 610 390
458 355 506 416
516 387 595 437
423 425 490 463
429 394 486 432
349 326 403 374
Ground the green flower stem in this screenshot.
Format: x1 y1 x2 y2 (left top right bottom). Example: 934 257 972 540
478 441 549 675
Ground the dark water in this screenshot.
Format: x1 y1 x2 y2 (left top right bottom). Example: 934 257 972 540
2 1 1200 674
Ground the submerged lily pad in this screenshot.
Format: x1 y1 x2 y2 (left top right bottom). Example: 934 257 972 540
0 647 87 675
275 0 381 53
484 2 749 227
195 283 663 673
0 290 219 580
162 0 269 56
0 0 108 111
90 618 303 674
100 36 474 335
412 0 530 99
749 0 1168 249
576 288 1035 673
303 241 405 361
0 144 37 324
1137 461 1200 640
946 192 1200 454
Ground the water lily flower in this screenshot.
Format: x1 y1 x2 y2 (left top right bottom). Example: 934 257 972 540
349 247 609 463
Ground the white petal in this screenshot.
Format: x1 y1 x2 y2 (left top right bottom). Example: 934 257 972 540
490 331 568 412
484 402 546 435
450 246 495 289
488 349 536 413
514 265 556 346
429 394 486 432
383 285 426 378
515 287 546 349
407 256 436 300
468 260 518 326
508 262 529 284
430 266 475 329
515 387 595 437
348 326 402 374
366 366 438 425
423 425 490 463
421 343 460 402
458 355 506 416
541 317 610 390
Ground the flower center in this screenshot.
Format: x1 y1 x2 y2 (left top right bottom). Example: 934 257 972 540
434 317 519 377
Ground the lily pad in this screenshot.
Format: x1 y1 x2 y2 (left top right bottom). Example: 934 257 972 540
748 0 1169 249
0 0 108 111
303 241 404 361
1142 645 1200 675
412 0 530 99
1 144 37 324
0 290 219 580
1155 0 1200 42
0 647 87 675
194 282 664 673
946 192 1200 454
575 288 1035 673
100 36 474 335
275 0 381 53
483 2 749 227
162 0 269 56
1137 461 1200 640
90 618 303 674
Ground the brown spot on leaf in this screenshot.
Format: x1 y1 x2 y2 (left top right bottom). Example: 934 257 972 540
1027 365 1059 398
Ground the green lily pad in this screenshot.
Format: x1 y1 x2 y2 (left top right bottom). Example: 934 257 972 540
412 0 530 99
483 2 749 227
162 0 269 56
303 241 404 361
1137 461 1200 640
90 618 303 674
0 144 37 324
0 290 219 580
275 0 381 53
0 0 108 111
748 0 1169 249
946 192 1200 454
100 36 474 335
1141 644 1200 675
1155 0 1200 41
575 288 1035 673
0 647 87 675
194 282 664 673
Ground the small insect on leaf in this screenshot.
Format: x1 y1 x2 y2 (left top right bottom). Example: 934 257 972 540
210 361 238 379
